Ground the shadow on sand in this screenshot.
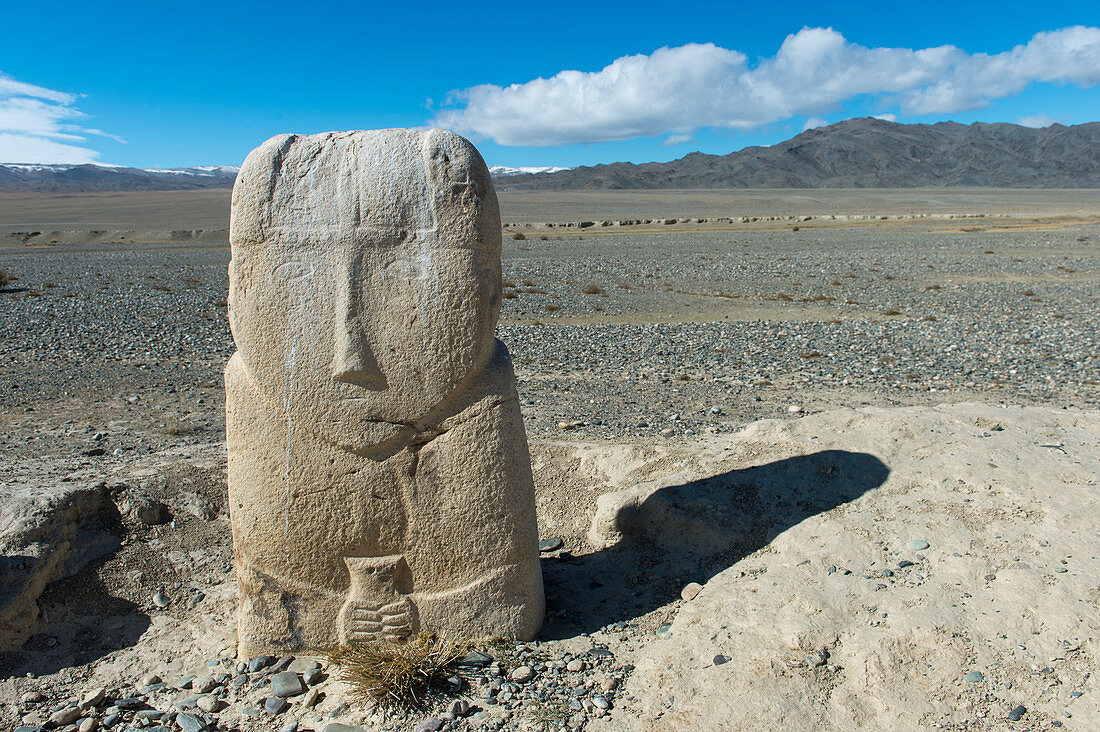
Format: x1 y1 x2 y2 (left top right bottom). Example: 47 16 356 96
0 499 150 677
539 449 889 639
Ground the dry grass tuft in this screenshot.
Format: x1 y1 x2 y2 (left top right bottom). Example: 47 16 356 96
581 284 605 295
321 633 470 710
511 231 526 241
0 268 12 289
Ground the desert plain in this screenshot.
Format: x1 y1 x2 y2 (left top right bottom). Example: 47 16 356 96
0 187 1098 731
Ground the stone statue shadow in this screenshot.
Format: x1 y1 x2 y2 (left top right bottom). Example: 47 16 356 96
0 500 151 677
539 449 889 640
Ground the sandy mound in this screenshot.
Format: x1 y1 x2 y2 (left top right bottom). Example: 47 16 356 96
2 403 1096 731
591 403 1098 731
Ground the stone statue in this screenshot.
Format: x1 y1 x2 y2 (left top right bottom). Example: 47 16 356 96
225 129 544 657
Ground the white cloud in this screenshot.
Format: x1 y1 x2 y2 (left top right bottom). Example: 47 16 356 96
434 26 1100 147
1017 113 1059 128
0 72 105 163
873 113 897 122
662 132 694 146
802 117 828 130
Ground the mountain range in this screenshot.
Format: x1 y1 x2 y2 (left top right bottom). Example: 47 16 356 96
2 118 1098 192
495 118 1100 190
0 164 239 193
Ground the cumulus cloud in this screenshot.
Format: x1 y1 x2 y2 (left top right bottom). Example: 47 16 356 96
434 26 1100 146
1017 113 1059 128
0 72 107 163
802 117 829 130
662 132 695 146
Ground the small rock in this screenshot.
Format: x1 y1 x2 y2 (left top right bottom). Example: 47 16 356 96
460 651 492 666
280 722 299 732
680 582 703 601
538 537 564 552
79 718 99 732
140 673 161 687
176 713 208 732
599 677 619 692
20 691 44 704
302 668 323 685
264 696 288 715
660 428 676 438
271 671 306 697
964 671 985 683
566 659 585 673
196 695 221 713
51 707 83 725
248 655 276 672
322 724 364 732
80 688 106 709
713 654 730 666
152 590 170 608
193 676 216 694
287 659 321 674
271 654 295 672
1008 705 1026 721
449 699 470 716
788 405 803 414
114 697 145 709
509 665 535 683
301 688 322 708
591 695 610 710
177 675 196 689
907 539 930 551
414 719 444 732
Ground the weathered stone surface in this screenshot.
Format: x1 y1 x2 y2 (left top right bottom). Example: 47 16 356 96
0 482 119 650
227 129 543 656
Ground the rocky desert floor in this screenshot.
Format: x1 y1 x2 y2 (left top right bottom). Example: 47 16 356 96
0 188 1098 731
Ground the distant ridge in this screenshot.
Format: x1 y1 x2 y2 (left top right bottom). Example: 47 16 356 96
496 118 1100 190
0 164 239 193
5 119 1098 192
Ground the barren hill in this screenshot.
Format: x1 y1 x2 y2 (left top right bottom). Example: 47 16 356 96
0 164 238 193
496 118 1100 190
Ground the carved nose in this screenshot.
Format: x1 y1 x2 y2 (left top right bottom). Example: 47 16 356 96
332 298 386 390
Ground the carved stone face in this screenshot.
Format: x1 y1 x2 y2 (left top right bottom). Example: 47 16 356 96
228 129 502 452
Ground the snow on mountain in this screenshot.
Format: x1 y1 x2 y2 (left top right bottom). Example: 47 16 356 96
489 165 571 177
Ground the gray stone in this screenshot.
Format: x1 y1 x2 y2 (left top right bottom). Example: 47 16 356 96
248 655 275 672
414 719 444 732
176 713 208 732
964 671 984 683
113 695 145 708
591 695 610 710
303 668 323 685
538 537 564 552
271 671 306 698
322 725 366 732
460 651 493 666
264 696 288 715
196 695 221 713
288 659 321 674
50 706 83 725
1009 705 1026 721
280 722 299 732
907 539 930 551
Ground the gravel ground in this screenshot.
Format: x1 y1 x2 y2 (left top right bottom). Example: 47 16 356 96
0 215 1098 732
0 222 1096 457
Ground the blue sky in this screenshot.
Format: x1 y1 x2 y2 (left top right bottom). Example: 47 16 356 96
1 0 1099 168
